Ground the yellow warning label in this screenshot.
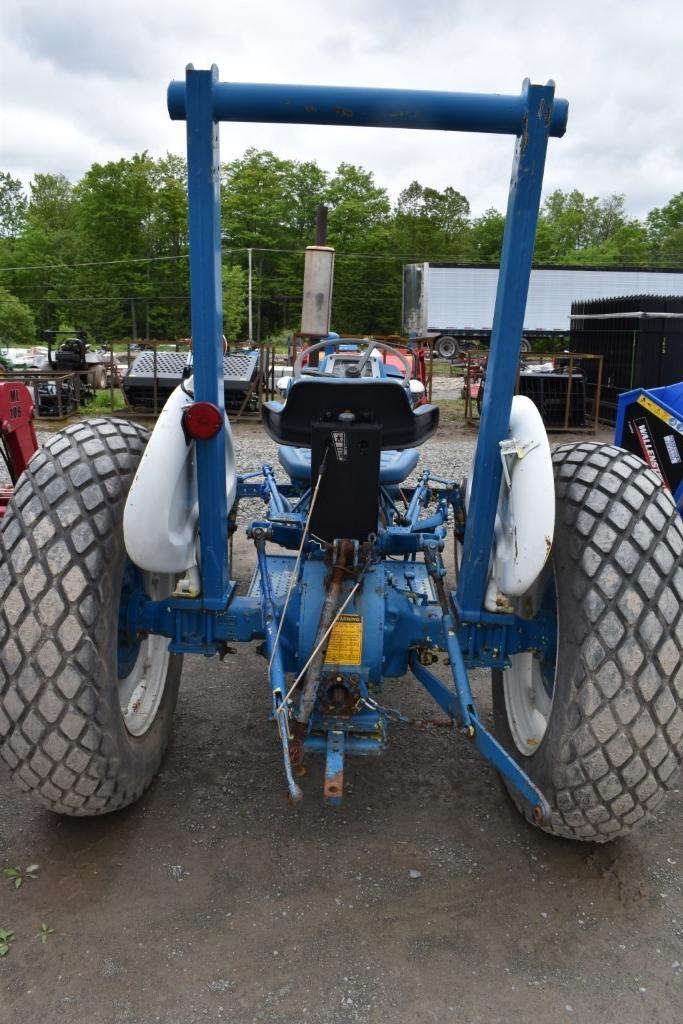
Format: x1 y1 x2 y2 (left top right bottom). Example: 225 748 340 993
324 614 363 665
637 393 671 425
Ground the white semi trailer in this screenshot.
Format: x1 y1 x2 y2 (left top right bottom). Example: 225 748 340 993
403 263 683 358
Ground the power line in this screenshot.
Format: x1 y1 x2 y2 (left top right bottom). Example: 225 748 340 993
0 245 444 273
1 244 683 277
0 248 245 274
0 294 190 306
0 253 190 273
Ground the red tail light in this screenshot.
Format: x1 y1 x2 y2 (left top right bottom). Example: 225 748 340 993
183 402 223 440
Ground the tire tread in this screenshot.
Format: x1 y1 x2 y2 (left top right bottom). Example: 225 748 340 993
0 418 171 816
499 442 683 841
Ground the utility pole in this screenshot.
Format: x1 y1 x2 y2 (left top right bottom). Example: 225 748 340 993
130 298 138 344
248 247 253 343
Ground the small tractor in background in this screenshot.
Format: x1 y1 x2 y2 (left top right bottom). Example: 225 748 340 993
44 330 109 391
1 69 683 845
28 329 106 416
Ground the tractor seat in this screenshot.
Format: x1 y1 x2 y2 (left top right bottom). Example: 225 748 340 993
262 378 439 450
278 444 420 485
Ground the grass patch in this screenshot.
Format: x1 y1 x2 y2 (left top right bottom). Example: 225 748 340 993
80 389 128 415
435 398 472 426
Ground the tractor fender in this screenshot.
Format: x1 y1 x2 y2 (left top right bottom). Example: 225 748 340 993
123 383 237 573
488 395 555 608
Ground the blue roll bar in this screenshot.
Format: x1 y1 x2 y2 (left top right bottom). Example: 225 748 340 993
170 65 568 613
168 75 568 138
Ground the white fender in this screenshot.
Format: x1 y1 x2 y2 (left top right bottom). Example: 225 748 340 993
486 395 555 610
123 383 237 574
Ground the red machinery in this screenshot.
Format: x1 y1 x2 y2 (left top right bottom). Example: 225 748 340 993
298 338 430 404
0 382 39 519
384 342 429 402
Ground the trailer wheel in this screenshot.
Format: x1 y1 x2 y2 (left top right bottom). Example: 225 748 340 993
435 335 459 360
0 419 182 816
492 442 683 842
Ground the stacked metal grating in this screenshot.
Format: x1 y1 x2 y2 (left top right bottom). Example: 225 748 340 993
122 350 259 414
570 293 683 424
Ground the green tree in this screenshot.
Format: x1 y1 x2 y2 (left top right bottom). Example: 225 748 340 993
26 173 74 233
72 153 156 338
0 172 27 240
325 163 389 248
660 227 683 264
222 263 247 340
393 181 470 257
0 286 36 346
541 189 598 252
647 193 683 263
9 173 78 335
3 144 681 348
539 190 629 261
221 150 328 337
71 153 191 340
568 222 650 266
468 208 505 262
147 154 189 338
222 150 291 250
323 164 396 332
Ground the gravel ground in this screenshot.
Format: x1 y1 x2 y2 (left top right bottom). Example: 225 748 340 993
3 422 474 483
230 420 477 527
230 421 476 482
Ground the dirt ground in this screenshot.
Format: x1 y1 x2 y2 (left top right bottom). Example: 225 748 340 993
1 422 683 1024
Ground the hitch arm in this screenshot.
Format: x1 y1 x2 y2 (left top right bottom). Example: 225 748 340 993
409 652 550 826
254 533 302 804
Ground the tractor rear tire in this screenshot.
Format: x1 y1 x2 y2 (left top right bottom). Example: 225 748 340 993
492 442 683 842
0 418 182 816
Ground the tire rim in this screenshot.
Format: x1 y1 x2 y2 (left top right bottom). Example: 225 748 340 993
437 337 457 359
503 570 558 757
117 561 173 737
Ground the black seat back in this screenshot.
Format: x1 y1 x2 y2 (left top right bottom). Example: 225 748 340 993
262 378 439 450
262 379 439 542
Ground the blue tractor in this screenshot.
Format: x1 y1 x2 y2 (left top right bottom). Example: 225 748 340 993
2 68 683 842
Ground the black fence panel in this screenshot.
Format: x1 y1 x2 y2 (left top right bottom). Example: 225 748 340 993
570 294 683 423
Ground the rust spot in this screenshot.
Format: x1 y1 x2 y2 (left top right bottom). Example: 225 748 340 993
323 772 343 800
334 106 354 119
289 726 305 769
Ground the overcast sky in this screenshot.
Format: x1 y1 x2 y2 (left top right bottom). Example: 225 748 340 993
2 0 682 219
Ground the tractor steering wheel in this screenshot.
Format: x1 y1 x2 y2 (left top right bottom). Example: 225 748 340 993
293 338 412 386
